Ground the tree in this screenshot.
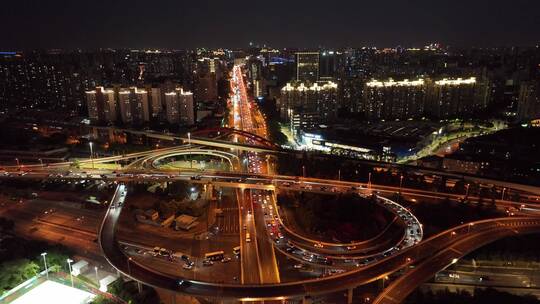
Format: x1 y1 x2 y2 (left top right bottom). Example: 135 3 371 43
0 259 40 293
71 159 81 169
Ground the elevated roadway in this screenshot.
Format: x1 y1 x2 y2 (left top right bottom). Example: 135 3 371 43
373 218 540 304
98 184 540 301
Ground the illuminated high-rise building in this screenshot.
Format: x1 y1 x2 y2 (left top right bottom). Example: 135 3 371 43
132 88 150 123
85 86 117 122
164 88 194 125
517 81 540 122
118 89 133 124
149 87 163 120
296 52 319 82
194 57 221 102
280 81 338 134
101 87 116 122
179 91 195 125
362 79 426 120
359 76 492 120
426 77 490 118
85 90 100 121
248 58 264 97
164 92 180 124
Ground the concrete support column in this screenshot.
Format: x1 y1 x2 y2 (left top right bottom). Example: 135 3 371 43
347 288 354 304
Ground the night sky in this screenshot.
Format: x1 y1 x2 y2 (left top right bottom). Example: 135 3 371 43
1 0 539 50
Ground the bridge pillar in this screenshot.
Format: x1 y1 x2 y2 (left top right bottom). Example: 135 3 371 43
206 183 214 200
347 288 354 304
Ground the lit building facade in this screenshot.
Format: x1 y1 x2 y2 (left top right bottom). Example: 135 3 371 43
359 77 491 120
85 86 117 122
427 77 490 118
517 81 540 122
362 79 426 120
280 81 338 135
164 88 194 125
296 52 319 82
86 85 193 126
193 57 221 102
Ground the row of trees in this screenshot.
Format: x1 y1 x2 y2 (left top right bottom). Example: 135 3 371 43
410 198 501 236
91 278 159 304
466 233 540 263
276 152 522 202
258 97 288 146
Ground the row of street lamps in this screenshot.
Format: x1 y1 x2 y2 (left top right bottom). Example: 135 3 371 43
41 252 100 287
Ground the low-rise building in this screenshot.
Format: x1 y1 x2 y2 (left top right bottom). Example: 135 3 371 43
442 154 489 175
175 214 199 231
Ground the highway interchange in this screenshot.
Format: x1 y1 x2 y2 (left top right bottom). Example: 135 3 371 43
2 64 540 303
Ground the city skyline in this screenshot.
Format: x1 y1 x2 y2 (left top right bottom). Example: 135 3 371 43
1 3 540 303
1 0 539 50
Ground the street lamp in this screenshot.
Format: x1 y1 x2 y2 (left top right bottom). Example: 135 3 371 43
94 266 99 282
67 258 74 287
465 183 470 198
501 187 507 201
368 172 372 189
467 223 474 233
41 252 49 280
302 165 306 178
187 132 191 145
338 169 341 181
89 142 94 169
399 175 404 193
382 275 389 289
38 158 43 166
15 158 20 168
127 257 133 276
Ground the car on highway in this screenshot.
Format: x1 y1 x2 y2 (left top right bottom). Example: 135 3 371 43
153 247 170 257
293 264 304 269
221 257 231 263
346 245 357 250
314 242 324 248
202 259 214 266
182 263 193 270
302 254 314 262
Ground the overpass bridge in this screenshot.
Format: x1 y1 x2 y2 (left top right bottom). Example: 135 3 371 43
99 185 540 301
